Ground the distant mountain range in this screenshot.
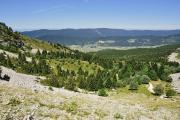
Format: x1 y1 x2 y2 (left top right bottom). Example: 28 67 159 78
22 28 180 46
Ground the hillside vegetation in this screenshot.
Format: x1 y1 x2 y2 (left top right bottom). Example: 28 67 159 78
1 22 180 94
91 45 180 61
1 22 180 120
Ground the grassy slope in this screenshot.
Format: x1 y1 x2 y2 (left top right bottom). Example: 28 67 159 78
21 36 69 52
110 87 180 112
0 30 101 75
49 58 103 75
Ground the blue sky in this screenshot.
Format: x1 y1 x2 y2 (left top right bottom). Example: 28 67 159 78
0 0 180 30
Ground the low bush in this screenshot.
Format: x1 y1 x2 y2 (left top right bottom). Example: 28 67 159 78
166 89 175 98
98 89 108 97
114 113 123 119
153 84 164 96
63 102 78 114
65 77 77 91
8 97 21 106
141 75 150 84
129 81 138 90
48 86 53 91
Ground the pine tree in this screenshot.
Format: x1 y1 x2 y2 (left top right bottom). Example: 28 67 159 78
158 64 165 78
31 57 36 65
50 75 60 87
88 75 98 91
104 78 113 88
148 70 158 80
18 52 26 64
7 56 13 68
42 50 47 58
77 75 87 89
0 53 6 65
36 49 41 58
78 67 83 75
65 77 76 91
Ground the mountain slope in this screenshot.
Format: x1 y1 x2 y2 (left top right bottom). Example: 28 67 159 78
22 28 180 45
23 28 180 37
1 22 180 120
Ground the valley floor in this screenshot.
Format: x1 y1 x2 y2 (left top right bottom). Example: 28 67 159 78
69 44 163 52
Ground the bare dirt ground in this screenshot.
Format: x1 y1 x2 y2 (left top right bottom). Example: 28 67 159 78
168 51 180 93
147 83 154 94
168 52 180 64
0 66 79 97
31 48 43 54
170 73 180 93
0 66 180 120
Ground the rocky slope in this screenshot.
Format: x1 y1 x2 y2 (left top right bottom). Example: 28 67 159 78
168 50 180 93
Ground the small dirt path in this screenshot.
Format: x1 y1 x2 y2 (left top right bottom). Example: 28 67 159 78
170 73 180 93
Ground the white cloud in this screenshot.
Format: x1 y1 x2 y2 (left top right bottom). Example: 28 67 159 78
32 5 72 14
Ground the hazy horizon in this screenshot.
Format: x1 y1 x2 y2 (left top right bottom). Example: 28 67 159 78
1 0 180 30
15 28 180 32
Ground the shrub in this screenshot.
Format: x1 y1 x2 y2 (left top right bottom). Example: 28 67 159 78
153 84 164 96
133 75 142 85
166 89 175 98
160 73 169 81
98 89 108 97
65 77 77 91
8 98 21 106
116 80 126 88
166 76 172 82
148 70 158 81
48 86 53 91
129 81 138 90
175 66 180 73
114 113 123 119
50 76 60 87
141 75 150 84
63 102 78 114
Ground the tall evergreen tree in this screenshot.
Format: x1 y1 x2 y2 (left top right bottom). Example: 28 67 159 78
7 56 13 68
